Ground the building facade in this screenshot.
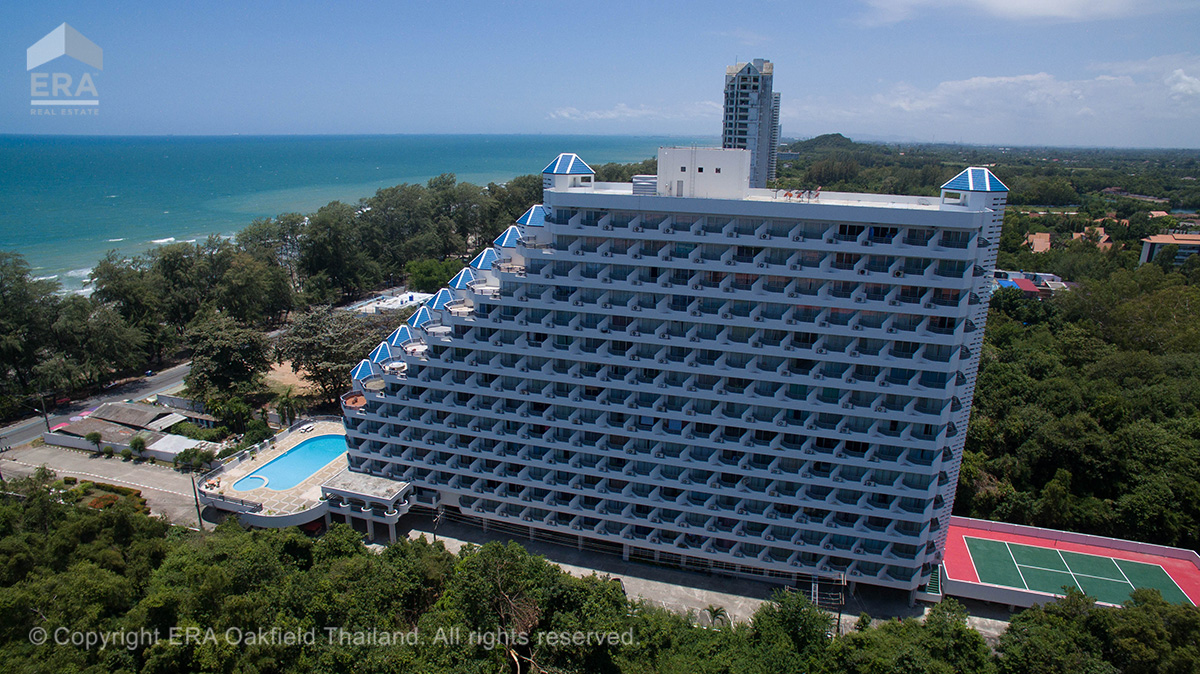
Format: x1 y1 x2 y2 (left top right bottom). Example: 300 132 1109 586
343 150 1006 594
722 59 780 188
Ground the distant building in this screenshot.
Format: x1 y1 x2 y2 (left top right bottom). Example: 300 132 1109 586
722 59 780 188
1073 227 1113 251
1140 233 1200 265
1024 232 1051 253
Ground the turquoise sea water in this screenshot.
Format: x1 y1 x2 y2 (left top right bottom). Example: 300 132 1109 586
0 134 707 291
232 434 348 492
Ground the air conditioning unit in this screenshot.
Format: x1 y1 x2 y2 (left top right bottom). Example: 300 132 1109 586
792 235 802 242
858 269 867 275
894 271 905 277
722 313 732 319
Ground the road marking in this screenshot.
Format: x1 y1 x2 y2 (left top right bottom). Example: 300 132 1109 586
1 458 190 497
1004 542 1030 590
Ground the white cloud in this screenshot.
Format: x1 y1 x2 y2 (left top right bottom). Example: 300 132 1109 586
859 0 1180 24
1166 69 1200 98
547 101 720 123
779 57 1200 146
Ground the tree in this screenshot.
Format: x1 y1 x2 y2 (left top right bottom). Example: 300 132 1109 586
299 202 381 299
0 252 60 394
84 431 103 453
404 258 464 293
704 604 729 628
273 386 305 427
129 435 147 460
183 310 271 401
275 306 379 405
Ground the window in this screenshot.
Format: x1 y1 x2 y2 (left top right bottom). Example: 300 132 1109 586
697 167 704 173
680 166 687 172
715 168 721 174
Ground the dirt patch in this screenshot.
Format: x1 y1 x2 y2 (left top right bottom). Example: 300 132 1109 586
266 361 314 395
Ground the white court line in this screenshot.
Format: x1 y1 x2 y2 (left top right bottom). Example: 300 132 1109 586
1004 542 1030 591
1057 548 1134 592
2 458 190 497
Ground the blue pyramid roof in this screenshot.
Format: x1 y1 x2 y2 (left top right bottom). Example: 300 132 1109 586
369 341 393 363
428 288 455 310
447 266 475 289
542 153 594 175
516 205 548 227
387 325 415 346
942 167 1008 192
408 305 433 328
350 359 376 380
494 225 522 248
469 248 499 270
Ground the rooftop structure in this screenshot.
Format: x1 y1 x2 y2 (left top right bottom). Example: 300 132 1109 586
722 59 780 188
342 151 1006 596
1140 232 1200 265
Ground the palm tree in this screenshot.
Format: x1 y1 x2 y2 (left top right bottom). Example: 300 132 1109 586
704 604 729 628
273 386 305 427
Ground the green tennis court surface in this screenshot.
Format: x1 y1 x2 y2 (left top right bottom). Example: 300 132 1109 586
965 537 1193 606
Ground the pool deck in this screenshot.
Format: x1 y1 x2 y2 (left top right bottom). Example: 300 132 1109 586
204 420 347 518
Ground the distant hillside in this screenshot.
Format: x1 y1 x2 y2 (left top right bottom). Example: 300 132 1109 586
783 133 860 153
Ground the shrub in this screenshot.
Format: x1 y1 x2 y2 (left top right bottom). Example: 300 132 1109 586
87 494 120 509
63 476 77 485
103 446 114 458
120 448 133 461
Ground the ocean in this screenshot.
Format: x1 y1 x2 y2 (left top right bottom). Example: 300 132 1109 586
0 134 707 292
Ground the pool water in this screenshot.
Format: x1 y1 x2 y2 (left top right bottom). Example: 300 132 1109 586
232 434 348 491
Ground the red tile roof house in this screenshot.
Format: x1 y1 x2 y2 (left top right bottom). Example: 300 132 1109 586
1024 232 1052 253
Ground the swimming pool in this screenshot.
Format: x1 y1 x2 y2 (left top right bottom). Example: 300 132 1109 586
232 434 348 491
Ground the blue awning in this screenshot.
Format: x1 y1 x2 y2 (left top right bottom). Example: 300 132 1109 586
428 288 455 310
515 205 548 227
542 153 594 175
409 305 433 328
942 167 1008 192
469 248 499 270
369 341 393 363
494 225 522 247
447 266 476 289
387 325 415 346
350 359 376 380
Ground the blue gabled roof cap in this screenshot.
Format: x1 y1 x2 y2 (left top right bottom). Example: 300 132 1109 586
387 325 415 346
942 167 1008 192
494 225 522 248
350 359 376 380
469 248 499 270
542 153 594 175
516 204 548 227
369 341 393 363
408 305 433 328
447 266 475 289
428 288 455 310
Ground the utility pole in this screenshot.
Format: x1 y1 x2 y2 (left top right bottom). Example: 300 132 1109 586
191 475 206 531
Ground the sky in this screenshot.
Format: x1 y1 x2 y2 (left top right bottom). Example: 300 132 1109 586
3 0 1200 147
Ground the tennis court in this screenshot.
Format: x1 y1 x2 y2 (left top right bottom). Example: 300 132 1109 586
964 537 1192 606
942 517 1200 608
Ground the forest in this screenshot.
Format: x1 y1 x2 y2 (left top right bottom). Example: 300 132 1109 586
0 472 1196 674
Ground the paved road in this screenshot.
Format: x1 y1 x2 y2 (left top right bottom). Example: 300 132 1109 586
0 444 202 527
0 362 191 448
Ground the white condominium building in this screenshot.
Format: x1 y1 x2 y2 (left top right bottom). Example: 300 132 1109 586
722 59 780 188
343 148 1006 593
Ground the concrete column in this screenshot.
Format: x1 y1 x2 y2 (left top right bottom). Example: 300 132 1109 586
388 521 397 543
622 544 630 561
367 517 376 542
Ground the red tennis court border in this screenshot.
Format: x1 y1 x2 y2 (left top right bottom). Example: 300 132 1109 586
943 516 1200 606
